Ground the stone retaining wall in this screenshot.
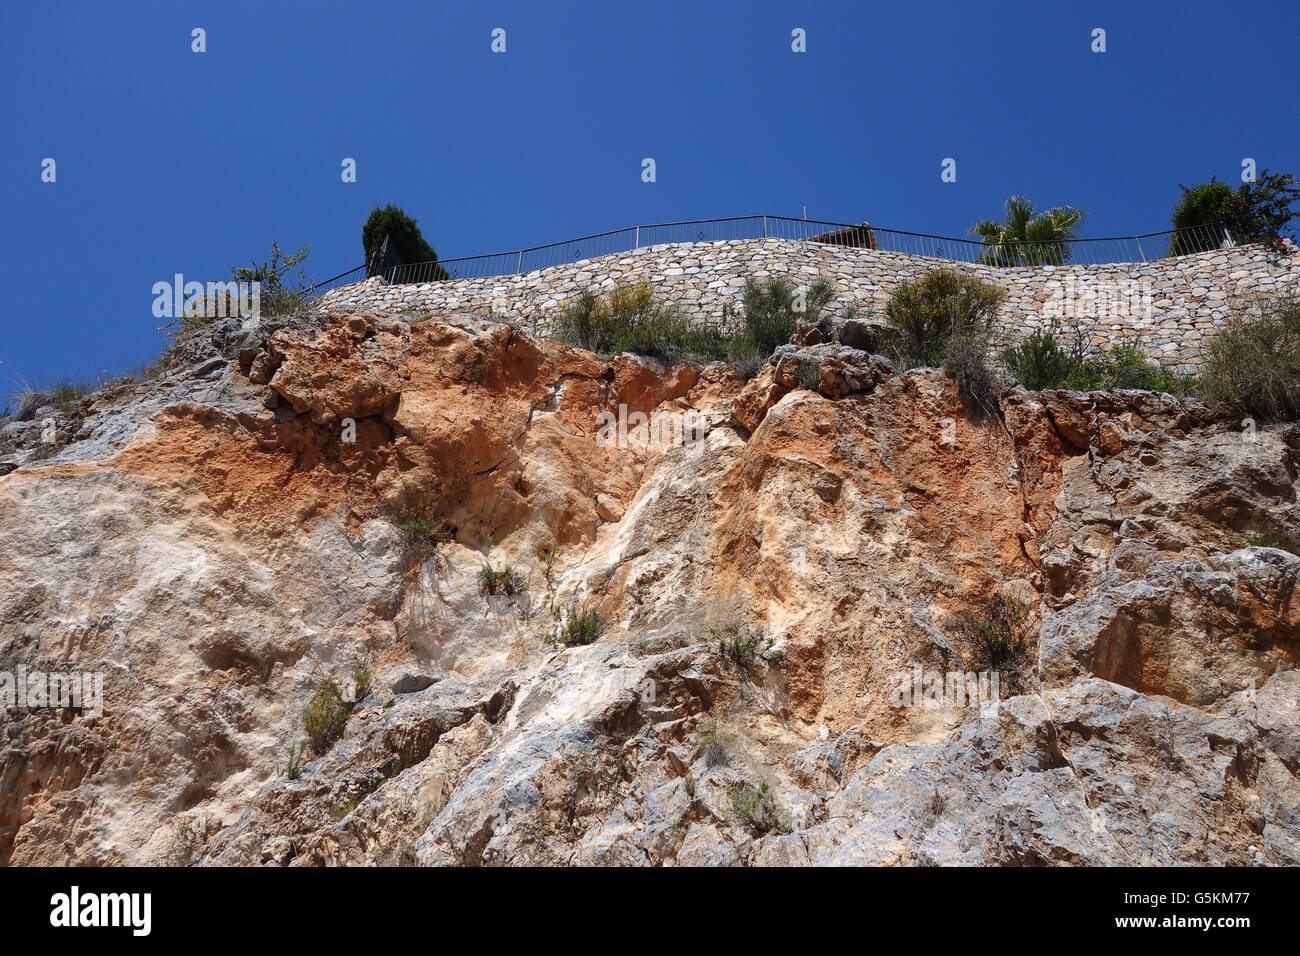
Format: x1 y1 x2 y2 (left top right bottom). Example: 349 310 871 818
315 239 1300 368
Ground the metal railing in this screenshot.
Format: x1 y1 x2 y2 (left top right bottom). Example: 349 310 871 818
300 264 368 302
302 216 1236 302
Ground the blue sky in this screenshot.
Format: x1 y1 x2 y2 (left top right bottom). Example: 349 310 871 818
2 0 1297 394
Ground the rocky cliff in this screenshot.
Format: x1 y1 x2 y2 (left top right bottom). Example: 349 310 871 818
1 304 1297 866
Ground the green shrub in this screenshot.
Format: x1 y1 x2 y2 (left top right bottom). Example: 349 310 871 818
231 240 313 317
1171 170 1299 255
1170 181 1237 255
739 277 835 355
1054 343 1191 395
884 269 1006 367
328 799 357 820
950 593 1035 692
25 440 63 462
539 547 564 587
553 278 842 371
711 622 779 666
160 240 312 344
12 379 97 421
479 564 529 597
613 309 731 364
12 359 173 420
697 721 731 767
722 332 765 381
124 352 174 383
48 382 88 409
1002 329 1077 390
553 283 731 363
1003 330 1194 396
923 787 946 828
1199 296 1300 420
547 605 607 647
303 677 350 753
1070 344 1191 394
728 782 789 835
882 269 1007 414
553 290 617 353
398 505 453 557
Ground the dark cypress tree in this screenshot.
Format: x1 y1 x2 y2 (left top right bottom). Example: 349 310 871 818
362 205 449 280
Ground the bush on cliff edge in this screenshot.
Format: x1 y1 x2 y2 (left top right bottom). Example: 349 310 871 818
1002 327 1194 396
884 268 1006 416
1200 296 1300 421
552 282 732 364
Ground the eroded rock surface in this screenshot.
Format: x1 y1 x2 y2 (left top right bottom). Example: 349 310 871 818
1 306 1296 866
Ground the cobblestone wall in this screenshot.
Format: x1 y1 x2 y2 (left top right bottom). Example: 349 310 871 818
315 239 1300 368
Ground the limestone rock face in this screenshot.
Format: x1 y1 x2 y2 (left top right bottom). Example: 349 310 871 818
1 307 1296 867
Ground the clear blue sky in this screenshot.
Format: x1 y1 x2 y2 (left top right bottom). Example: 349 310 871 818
3 0 1297 393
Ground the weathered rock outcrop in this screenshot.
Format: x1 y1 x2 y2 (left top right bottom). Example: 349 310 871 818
1 305 1296 866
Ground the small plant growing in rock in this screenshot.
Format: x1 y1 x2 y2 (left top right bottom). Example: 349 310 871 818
478 564 529 597
697 721 730 768
725 338 765 381
944 329 1003 418
546 604 607 647
328 798 357 821
539 546 564 587
348 662 372 702
728 782 789 835
712 622 779 666
397 504 454 559
25 439 64 463
921 787 946 830
951 593 1036 692
793 361 821 392
286 740 307 780
175 812 218 845
303 677 351 753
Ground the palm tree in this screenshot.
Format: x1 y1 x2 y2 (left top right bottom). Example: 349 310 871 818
971 197 1085 267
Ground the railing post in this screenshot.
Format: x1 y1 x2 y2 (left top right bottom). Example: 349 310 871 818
1136 238 1146 263
635 225 640 250
517 250 523 274
763 215 768 238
